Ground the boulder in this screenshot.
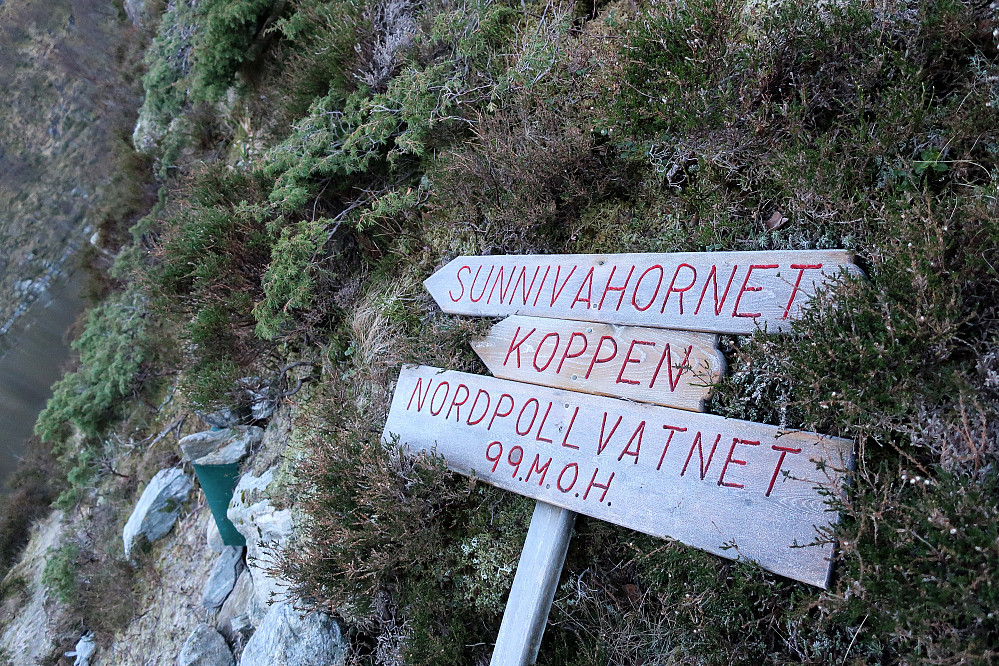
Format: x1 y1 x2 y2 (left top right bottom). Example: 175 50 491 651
239 603 346 666
217 569 256 643
132 105 163 155
176 624 234 666
123 468 193 558
181 427 263 464
179 430 232 462
194 427 262 466
227 468 294 608
201 546 246 611
203 546 245 610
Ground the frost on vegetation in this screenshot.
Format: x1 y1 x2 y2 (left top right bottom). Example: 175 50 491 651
264 0 524 212
355 0 416 91
453 532 518 615
907 343 999 478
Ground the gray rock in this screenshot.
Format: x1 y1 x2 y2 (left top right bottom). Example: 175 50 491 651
250 395 277 421
234 377 279 422
180 429 232 462
230 612 254 636
123 468 193 558
200 407 251 429
132 105 162 154
203 546 245 610
217 569 256 645
176 623 234 666
68 632 95 666
194 427 262 466
227 468 294 609
239 603 346 666
207 516 225 553
246 573 270 626
182 426 262 464
123 0 153 27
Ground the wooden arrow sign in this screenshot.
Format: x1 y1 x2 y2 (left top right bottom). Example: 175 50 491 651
472 316 725 411
383 365 854 589
424 250 862 334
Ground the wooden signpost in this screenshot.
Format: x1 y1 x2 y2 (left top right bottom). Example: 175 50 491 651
383 366 853 588
384 249 860 665
472 315 725 411
424 250 863 334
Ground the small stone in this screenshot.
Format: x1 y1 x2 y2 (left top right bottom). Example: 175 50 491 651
203 546 246 610
765 210 790 232
176 624 234 666
200 407 251 429
68 632 95 666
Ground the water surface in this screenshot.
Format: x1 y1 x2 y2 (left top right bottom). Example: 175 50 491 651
0 270 84 488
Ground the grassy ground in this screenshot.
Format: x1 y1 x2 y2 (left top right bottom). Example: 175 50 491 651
5 0 999 663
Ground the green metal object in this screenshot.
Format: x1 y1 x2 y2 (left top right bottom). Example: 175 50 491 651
192 462 246 547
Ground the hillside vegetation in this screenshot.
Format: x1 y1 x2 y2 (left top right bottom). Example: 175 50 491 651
0 0 150 332
7 0 999 663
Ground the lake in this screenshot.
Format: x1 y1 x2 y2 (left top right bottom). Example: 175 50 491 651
0 270 84 488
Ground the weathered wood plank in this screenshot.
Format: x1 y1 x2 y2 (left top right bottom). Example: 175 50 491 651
489 501 575 666
383 366 854 588
424 250 862 334
473 315 724 411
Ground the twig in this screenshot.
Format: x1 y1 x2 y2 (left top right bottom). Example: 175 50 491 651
147 415 186 448
841 614 869 665
276 361 319 398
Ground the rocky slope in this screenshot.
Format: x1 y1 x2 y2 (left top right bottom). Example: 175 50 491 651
0 402 347 666
0 0 143 337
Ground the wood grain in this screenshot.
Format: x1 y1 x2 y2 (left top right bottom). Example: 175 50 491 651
473 315 724 411
424 250 862 334
489 502 575 666
383 365 855 588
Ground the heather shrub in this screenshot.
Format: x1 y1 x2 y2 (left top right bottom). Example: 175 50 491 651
267 0 366 122
150 164 273 407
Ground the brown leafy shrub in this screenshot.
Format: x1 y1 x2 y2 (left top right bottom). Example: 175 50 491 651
431 98 608 253
280 378 472 619
41 502 147 642
0 439 63 578
427 16 629 256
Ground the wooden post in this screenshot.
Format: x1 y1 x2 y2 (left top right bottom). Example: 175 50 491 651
490 501 576 666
